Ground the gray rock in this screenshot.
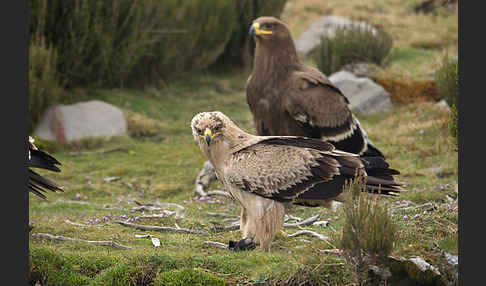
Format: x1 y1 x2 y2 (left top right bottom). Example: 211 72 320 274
387 256 446 285
341 62 377 78
295 15 377 56
329 71 392 115
435 99 451 111
34 100 127 143
408 257 441 276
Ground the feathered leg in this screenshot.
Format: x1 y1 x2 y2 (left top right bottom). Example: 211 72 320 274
251 199 286 251
228 189 285 251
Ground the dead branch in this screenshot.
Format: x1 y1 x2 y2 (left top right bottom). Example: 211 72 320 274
131 206 164 212
206 190 232 199
317 249 343 256
194 161 217 197
287 230 329 241
219 213 321 231
31 233 133 250
204 241 228 249
283 214 320 227
390 202 435 213
204 212 239 218
154 201 185 212
114 220 208 235
223 221 240 231
68 146 129 157
285 214 303 222
64 219 89 228
138 212 175 219
312 221 330 227
132 201 185 218
55 199 92 205
104 177 120 183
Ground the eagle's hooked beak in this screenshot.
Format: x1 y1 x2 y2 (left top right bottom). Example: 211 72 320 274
249 22 272 37
204 128 213 145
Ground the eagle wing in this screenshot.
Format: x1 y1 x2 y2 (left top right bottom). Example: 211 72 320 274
28 138 63 199
282 66 384 156
223 136 365 203
224 136 401 205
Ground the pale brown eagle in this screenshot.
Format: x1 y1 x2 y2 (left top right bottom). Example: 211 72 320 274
191 111 401 251
247 16 384 157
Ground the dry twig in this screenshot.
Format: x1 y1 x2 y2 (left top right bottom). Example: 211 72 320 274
114 220 208 235
283 214 320 227
68 146 129 157
31 233 133 249
206 190 232 199
204 241 228 249
390 202 435 213
287 230 329 241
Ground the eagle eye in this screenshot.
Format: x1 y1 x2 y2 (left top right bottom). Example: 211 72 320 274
196 128 203 135
214 124 222 132
261 23 274 30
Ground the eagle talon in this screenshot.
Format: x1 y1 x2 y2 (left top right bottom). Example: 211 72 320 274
228 238 255 251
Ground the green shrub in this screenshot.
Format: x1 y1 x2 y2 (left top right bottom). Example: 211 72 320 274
29 0 164 88
339 176 398 285
313 25 393 75
435 57 458 107
131 0 238 86
154 268 226 286
29 41 63 132
29 0 240 88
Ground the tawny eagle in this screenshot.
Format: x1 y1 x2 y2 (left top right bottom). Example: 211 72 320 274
247 16 384 158
191 111 401 251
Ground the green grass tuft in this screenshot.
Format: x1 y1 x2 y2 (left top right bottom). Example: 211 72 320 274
154 268 226 286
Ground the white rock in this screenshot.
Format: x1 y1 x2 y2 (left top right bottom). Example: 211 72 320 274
34 100 127 143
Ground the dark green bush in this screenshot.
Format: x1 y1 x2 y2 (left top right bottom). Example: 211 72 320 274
29 0 167 88
154 268 226 286
339 176 398 285
131 0 239 86
313 25 393 75
29 0 239 88
29 40 63 132
435 57 458 107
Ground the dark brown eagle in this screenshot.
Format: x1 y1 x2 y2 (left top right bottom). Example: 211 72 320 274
28 136 63 200
246 16 384 158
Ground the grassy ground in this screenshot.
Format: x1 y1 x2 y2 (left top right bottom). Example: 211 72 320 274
29 1 458 285
29 72 458 285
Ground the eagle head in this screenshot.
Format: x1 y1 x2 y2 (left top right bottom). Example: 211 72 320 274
191 111 231 146
249 17 290 41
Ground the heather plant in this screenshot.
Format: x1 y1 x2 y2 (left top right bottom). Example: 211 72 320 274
339 175 398 285
434 56 458 148
314 25 393 75
435 57 458 108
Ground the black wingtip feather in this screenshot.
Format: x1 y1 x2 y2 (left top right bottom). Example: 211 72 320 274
28 141 64 199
